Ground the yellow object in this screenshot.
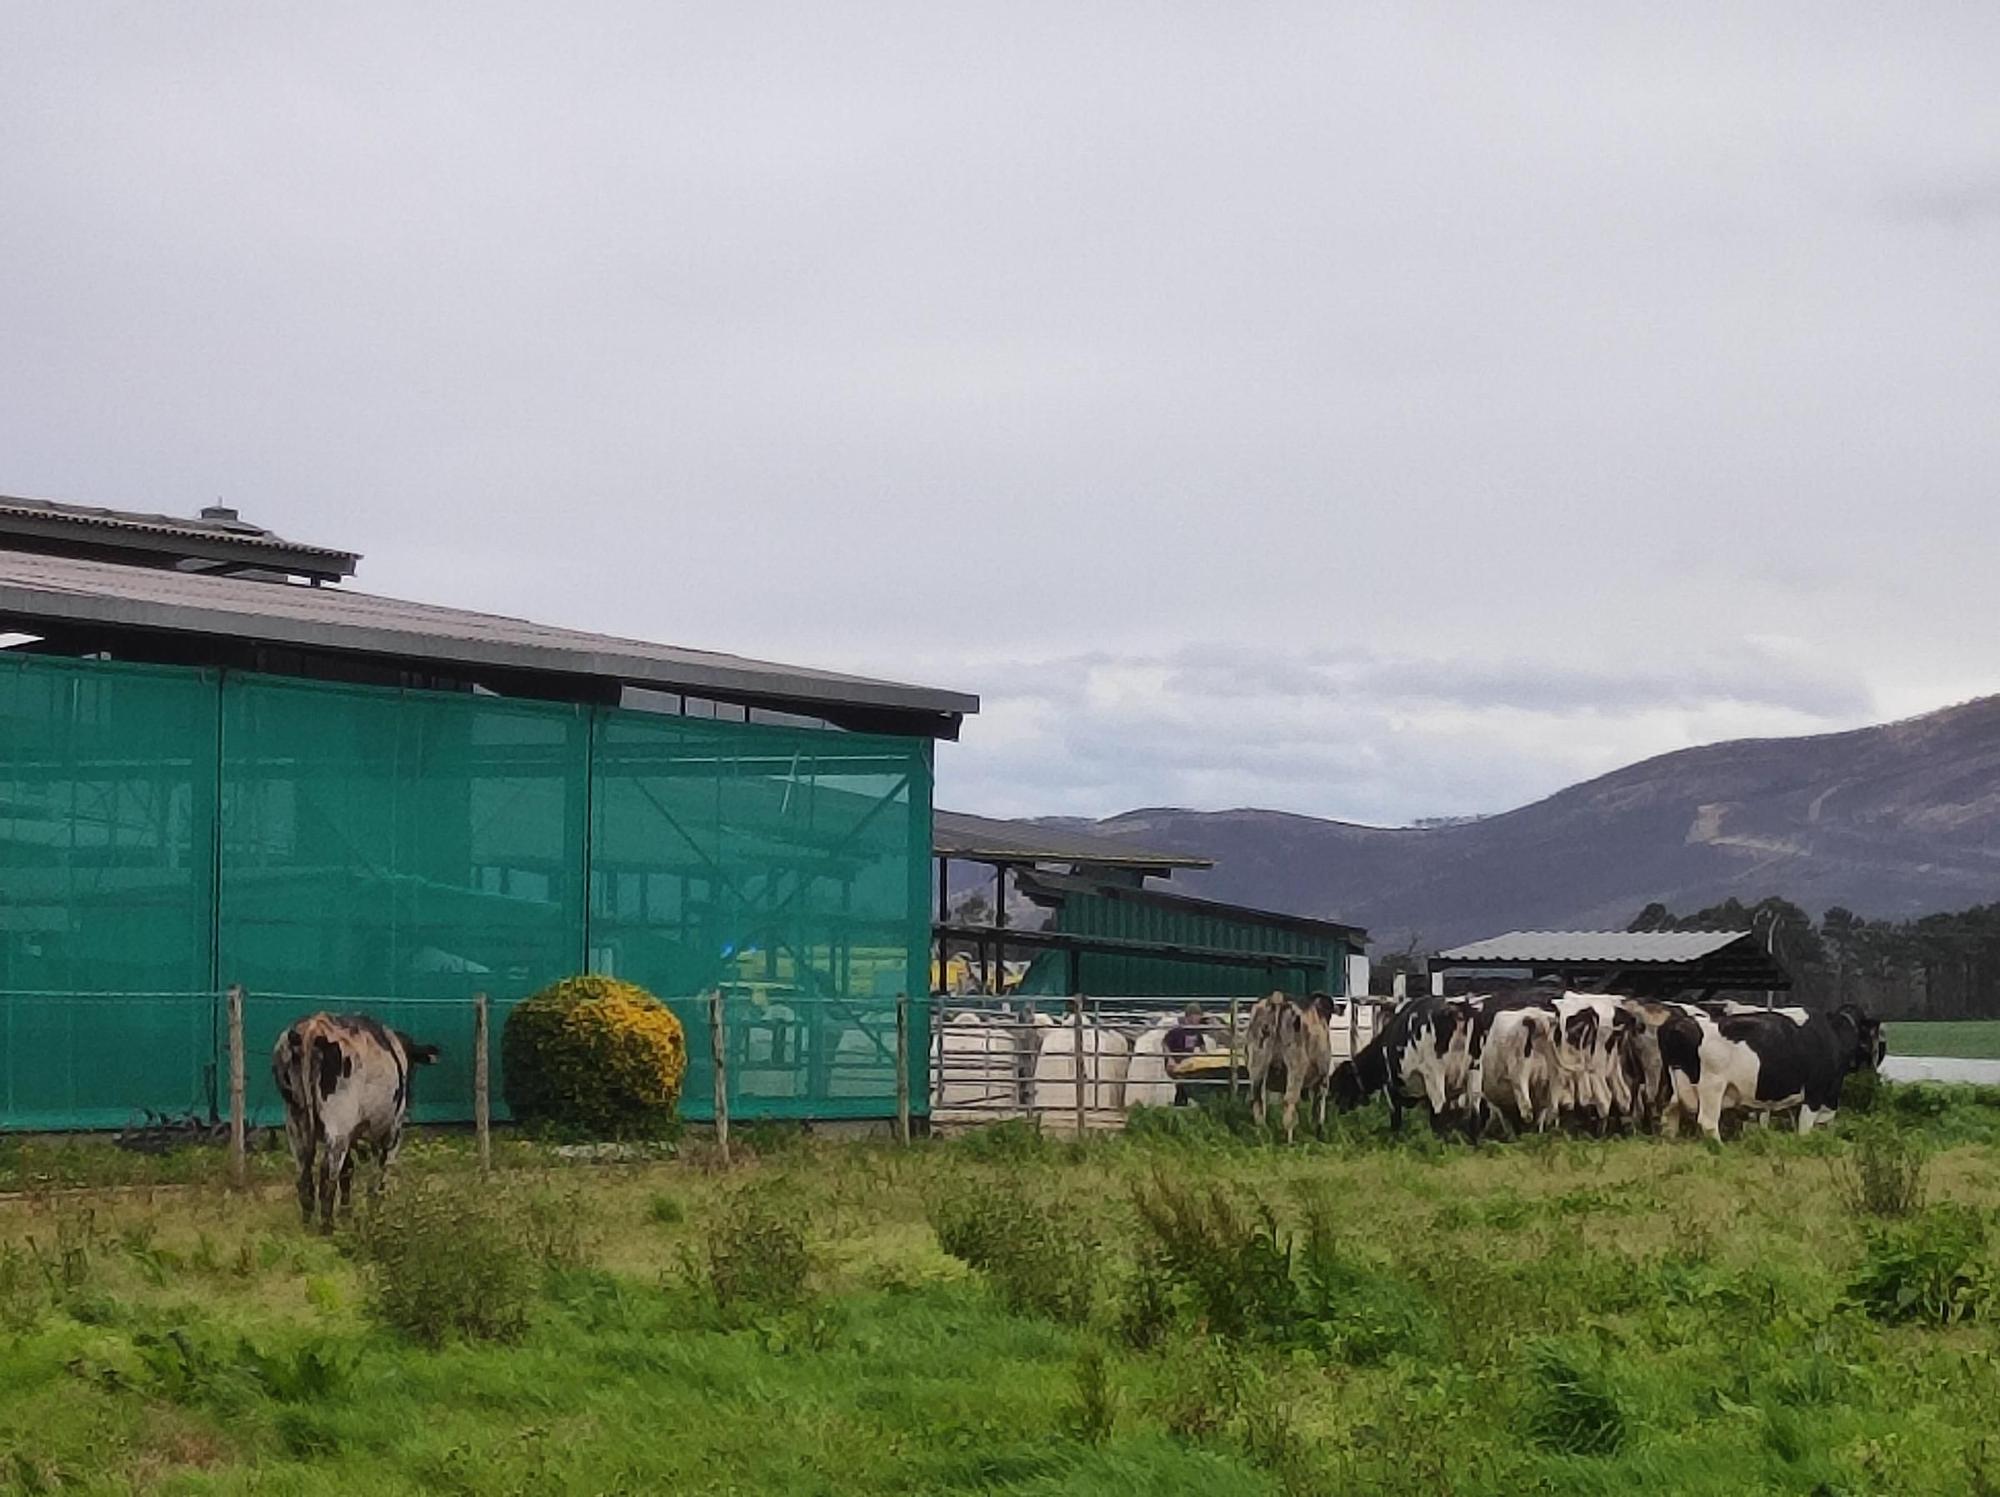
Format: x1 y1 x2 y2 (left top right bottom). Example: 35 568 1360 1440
502 974 688 1136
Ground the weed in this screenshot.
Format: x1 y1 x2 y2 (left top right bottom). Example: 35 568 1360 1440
0 1240 41 1332
950 1118 1047 1163
1129 1174 1290 1340
926 1175 1095 1323
517 1180 596 1274
1062 1343 1117 1446
351 1176 539 1346
1843 1066 1883 1115
238 1336 355 1402
1156 1336 1250 1442
1116 1260 1174 1350
1293 1205 1436 1365
1836 1124 1929 1218
26 1203 99 1295
1521 1338 1626 1455
694 1188 814 1320
1850 1203 1993 1326
645 1192 686 1227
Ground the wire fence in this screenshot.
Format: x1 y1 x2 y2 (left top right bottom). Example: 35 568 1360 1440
0 985 928 1137
0 987 1403 1144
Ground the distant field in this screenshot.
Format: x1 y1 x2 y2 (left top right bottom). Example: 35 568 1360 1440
1890 1020 2000 1059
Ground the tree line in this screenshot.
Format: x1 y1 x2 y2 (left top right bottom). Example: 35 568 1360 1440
1628 896 2000 1020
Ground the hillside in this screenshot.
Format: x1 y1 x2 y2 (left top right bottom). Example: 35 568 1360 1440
1025 694 2000 950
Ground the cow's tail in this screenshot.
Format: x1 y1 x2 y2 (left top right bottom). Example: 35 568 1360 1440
272 1022 321 1147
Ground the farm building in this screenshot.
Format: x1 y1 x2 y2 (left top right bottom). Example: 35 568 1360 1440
1429 929 1792 999
0 495 974 1130
932 810 1366 1000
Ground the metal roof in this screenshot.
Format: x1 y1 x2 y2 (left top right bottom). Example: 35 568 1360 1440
933 809 1213 871
1434 930 1757 964
0 494 358 579
0 548 977 729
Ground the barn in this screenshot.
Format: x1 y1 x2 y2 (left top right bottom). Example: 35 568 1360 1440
932 810 1365 1000
0 496 974 1129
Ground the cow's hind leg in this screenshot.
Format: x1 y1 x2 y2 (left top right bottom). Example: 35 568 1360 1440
1282 1077 1303 1145
316 1137 350 1234
285 1115 317 1228
374 1122 405 1198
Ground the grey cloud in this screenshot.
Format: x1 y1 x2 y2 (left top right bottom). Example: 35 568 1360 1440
0 4 1994 827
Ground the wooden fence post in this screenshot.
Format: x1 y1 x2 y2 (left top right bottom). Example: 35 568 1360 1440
227 984 246 1189
473 993 491 1175
710 988 730 1166
1228 997 1241 1099
895 992 911 1146
1071 992 1087 1137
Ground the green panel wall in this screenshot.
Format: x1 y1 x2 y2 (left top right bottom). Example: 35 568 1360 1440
0 655 219 1128
1021 887 1348 999
219 675 592 1124
0 654 935 1130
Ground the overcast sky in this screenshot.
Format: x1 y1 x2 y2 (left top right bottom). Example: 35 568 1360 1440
3 5 1996 824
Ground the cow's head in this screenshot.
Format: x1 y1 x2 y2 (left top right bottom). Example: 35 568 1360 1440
1835 1005 1885 1071
396 1030 442 1066
1329 1059 1366 1111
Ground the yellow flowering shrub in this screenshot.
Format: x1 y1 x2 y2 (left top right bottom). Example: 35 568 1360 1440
501 975 687 1137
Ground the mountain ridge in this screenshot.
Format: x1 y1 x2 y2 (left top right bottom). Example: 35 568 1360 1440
1012 693 2000 949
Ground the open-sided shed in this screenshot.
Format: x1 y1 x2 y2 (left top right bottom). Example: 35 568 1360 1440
1429 929 1791 998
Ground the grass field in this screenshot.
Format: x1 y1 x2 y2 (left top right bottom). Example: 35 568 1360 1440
1890 1020 2000 1060
6 1091 2000 1495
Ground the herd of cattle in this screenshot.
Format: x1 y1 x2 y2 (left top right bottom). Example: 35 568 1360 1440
1245 987 1887 1145
264 988 1888 1232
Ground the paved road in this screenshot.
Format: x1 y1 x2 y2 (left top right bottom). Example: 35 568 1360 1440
1882 1055 2000 1085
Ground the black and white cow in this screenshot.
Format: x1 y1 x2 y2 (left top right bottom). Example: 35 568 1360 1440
1330 996 1472 1132
273 1013 440 1231
1659 1002 1881 1140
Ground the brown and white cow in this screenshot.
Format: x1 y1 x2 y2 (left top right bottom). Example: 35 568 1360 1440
1245 990 1336 1144
273 1013 439 1231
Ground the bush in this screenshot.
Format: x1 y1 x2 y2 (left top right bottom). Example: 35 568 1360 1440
1521 1339 1626 1456
1850 1203 1993 1326
927 1175 1096 1323
694 1189 814 1320
351 1177 540 1346
502 975 687 1138
1837 1125 1929 1219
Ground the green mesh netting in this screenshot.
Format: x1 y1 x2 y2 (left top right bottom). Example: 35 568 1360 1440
0 654 932 1129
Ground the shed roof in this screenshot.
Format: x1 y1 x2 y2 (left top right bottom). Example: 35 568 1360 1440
1434 930 1753 964
1431 928 1790 993
933 809 1212 871
0 494 358 581
0 548 977 733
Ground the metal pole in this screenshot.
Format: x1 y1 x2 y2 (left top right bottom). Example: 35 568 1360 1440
1072 991 1087 1137
1348 990 1359 1060
473 993 491 1175
709 988 730 1166
227 984 246 1189
895 992 911 1145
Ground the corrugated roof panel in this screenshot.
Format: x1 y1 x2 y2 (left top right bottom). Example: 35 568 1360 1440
932 809 1211 869
1435 929 1754 964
